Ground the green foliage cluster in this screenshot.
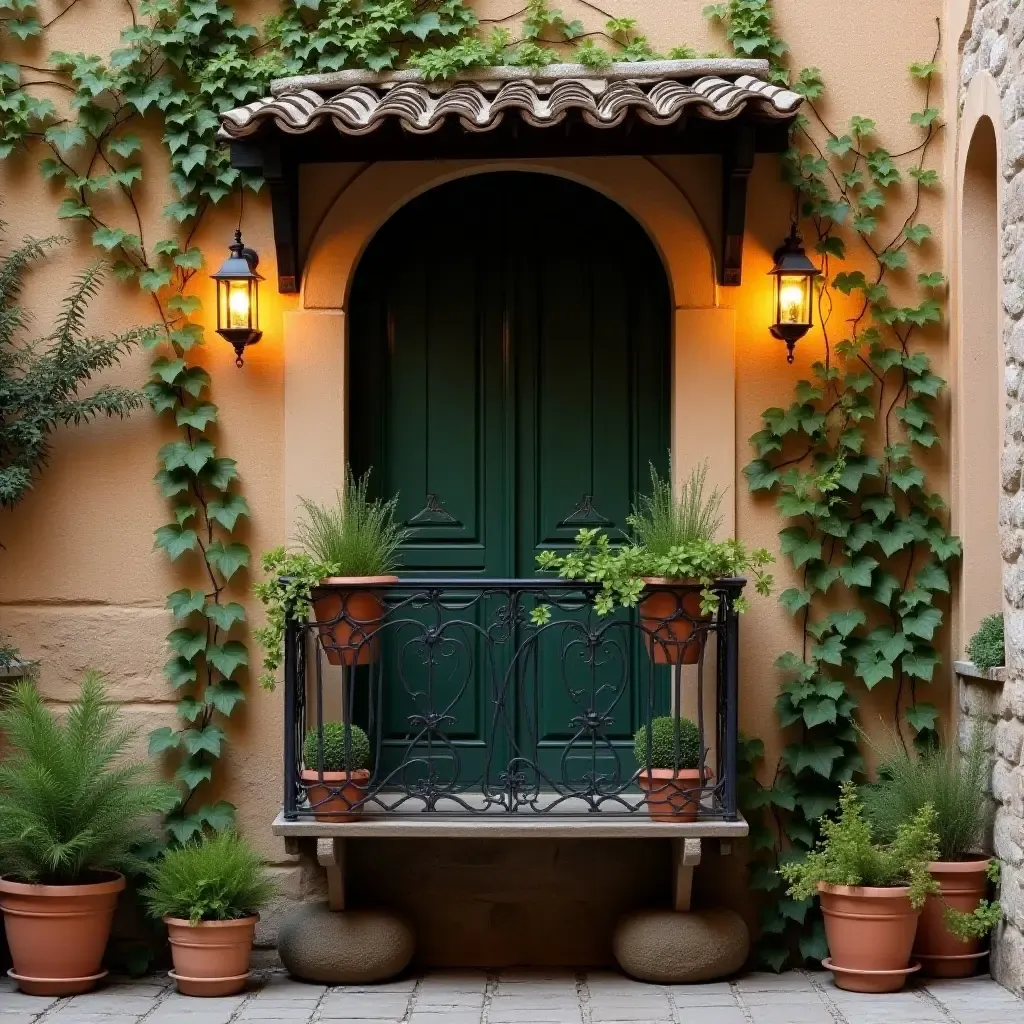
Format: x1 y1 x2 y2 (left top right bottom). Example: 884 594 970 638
967 613 1004 672
862 726 991 862
0 227 149 531
142 829 275 925
302 721 371 773
254 471 405 689
628 461 725 555
780 783 939 908
0 674 177 885
633 716 701 771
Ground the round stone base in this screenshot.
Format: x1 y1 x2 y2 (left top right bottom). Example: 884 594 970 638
278 903 414 984
613 908 749 983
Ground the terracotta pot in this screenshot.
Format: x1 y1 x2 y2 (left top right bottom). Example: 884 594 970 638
915 858 991 978
638 579 709 665
165 916 257 997
0 871 125 996
300 767 371 821
636 767 705 821
311 576 398 667
818 883 921 993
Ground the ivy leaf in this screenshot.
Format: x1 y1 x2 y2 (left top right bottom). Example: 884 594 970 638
153 523 198 560
168 628 206 663
139 266 173 292
878 249 909 271
903 607 942 641
206 640 248 678
916 562 950 594
199 801 236 830
799 920 830 963
183 725 226 757
870 570 901 607
176 697 204 723
173 247 203 269
205 681 246 716
205 602 246 632
903 645 940 682
45 123 87 152
207 493 249 531
816 236 845 259
918 271 945 289
862 494 895 523
779 527 821 569
175 402 218 430
839 554 877 588
806 563 840 594
206 541 249 581
166 588 206 619
778 588 811 615
904 702 939 734
875 519 917 557
909 372 945 398
904 223 933 245
779 896 813 924
57 198 91 220
826 134 853 158
891 464 925 492
155 468 191 498
175 760 213 790
164 656 197 689
159 439 215 475
178 366 211 398
107 133 142 158
148 727 181 755
775 651 815 682
838 455 882 492
784 739 845 778
845 521 875 552
744 459 780 492
166 812 204 845
199 458 237 490
826 609 866 638
152 356 186 384
811 635 844 667
168 294 202 315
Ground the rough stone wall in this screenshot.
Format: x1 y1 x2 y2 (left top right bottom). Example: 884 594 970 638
962 0 1024 993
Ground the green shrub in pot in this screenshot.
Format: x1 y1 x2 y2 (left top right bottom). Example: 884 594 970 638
633 716 701 770
302 721 371 773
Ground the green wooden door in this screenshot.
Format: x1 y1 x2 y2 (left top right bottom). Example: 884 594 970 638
349 172 670 790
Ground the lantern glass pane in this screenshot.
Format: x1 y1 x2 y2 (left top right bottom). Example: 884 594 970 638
217 279 228 331
777 273 812 327
227 280 251 330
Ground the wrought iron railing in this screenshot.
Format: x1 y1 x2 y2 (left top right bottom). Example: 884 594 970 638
282 577 743 820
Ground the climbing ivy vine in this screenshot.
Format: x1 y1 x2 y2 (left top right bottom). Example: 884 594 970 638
706 0 958 970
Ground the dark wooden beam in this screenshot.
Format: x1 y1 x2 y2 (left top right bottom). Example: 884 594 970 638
260 145 301 294
719 124 756 287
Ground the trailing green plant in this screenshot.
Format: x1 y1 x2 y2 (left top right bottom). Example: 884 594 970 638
633 716 701 771
780 783 939 908
862 724 991 862
0 673 177 885
254 468 406 690
302 721 371 773
967 613 1004 672
0 227 150 539
141 829 275 925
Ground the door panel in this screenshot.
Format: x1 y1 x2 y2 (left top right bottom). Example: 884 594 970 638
349 172 670 788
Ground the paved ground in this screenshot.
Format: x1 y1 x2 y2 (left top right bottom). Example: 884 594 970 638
0 969 1021 1024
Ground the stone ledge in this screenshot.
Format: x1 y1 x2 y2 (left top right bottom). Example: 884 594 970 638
956 660 1007 683
0 659 37 680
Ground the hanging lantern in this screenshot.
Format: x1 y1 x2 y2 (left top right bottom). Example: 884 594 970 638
212 230 262 367
768 224 821 363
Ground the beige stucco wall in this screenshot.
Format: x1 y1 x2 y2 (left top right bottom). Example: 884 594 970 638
0 0 952 963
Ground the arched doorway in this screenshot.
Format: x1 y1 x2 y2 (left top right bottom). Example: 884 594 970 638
347 171 672 780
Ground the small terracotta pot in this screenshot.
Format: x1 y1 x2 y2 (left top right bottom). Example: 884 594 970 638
915 858 991 978
636 767 705 821
0 871 125 996
638 579 709 665
300 767 371 821
165 916 257 997
818 883 921 993
312 576 398 667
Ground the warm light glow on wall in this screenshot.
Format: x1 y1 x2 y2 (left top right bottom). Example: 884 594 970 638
768 226 821 363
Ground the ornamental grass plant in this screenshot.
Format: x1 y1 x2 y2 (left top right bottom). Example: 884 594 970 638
0 673 177 885
628 461 725 553
142 830 275 926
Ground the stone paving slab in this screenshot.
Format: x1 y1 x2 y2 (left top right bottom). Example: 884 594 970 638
0 968 1021 1023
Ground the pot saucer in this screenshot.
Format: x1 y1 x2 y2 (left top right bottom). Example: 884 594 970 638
916 948 989 979
7 967 107 997
821 958 921 994
168 969 252 998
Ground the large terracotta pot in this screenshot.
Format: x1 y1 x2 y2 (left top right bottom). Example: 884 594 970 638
311 576 398 666
915 858 991 978
638 579 709 665
165 916 257 997
0 871 125 995
300 768 371 821
818 883 921 993
636 768 705 821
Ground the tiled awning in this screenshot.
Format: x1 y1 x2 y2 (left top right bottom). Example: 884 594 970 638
218 60 802 141
219 59 803 293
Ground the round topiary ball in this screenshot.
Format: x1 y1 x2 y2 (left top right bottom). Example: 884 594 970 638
634 716 701 770
302 721 371 772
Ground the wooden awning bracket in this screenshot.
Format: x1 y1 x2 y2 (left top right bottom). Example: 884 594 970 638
720 124 756 287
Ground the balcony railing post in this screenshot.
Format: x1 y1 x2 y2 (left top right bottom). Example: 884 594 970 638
283 611 299 820
722 583 741 821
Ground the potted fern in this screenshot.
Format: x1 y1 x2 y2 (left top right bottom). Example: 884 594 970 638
0 674 176 995
535 463 773 664
302 721 372 821
862 727 1002 977
781 783 939 993
633 716 704 820
142 830 274 997
254 467 408 687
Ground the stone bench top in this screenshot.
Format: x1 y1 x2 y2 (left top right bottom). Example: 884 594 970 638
272 809 748 839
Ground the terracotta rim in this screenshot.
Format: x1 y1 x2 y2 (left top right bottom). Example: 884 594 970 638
318 576 400 586
300 768 371 782
637 767 705 781
927 858 991 873
163 915 260 928
822 958 921 978
0 872 126 897
818 882 911 898
168 969 252 983
7 967 107 985
916 950 989 963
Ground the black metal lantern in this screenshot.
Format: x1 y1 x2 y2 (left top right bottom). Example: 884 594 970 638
212 229 263 367
768 224 821 363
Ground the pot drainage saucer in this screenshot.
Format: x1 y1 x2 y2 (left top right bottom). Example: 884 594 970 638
916 949 989 979
169 969 252 998
7 967 107 997
821 958 921 994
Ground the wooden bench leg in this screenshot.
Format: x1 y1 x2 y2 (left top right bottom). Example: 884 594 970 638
318 837 346 911
671 837 701 912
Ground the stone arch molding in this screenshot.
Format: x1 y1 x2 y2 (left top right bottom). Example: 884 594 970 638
284 158 735 541
302 158 718 311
